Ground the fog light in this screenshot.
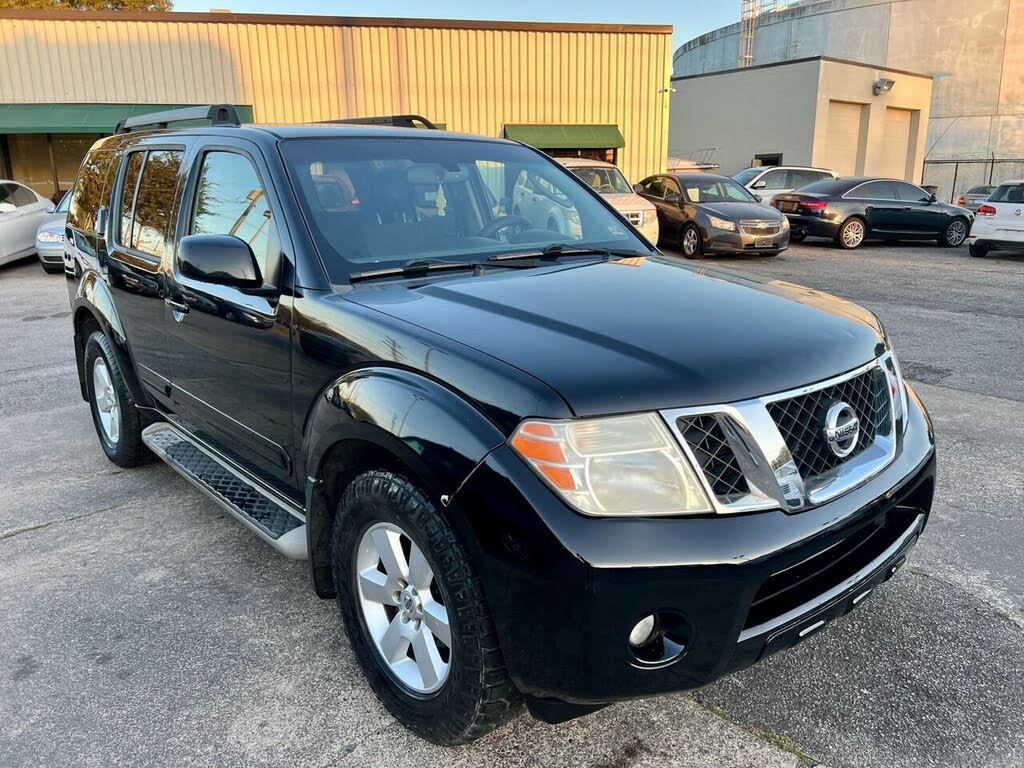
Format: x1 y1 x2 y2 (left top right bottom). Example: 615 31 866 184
629 615 657 647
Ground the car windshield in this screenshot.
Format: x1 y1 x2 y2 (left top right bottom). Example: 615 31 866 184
682 178 756 203
281 137 646 281
570 166 632 194
732 167 762 185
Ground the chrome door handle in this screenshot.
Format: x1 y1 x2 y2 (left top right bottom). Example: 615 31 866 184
165 298 189 314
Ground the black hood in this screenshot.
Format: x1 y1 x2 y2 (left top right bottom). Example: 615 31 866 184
344 257 886 416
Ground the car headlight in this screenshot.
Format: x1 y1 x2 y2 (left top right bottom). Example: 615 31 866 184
643 209 657 225
510 413 712 516
37 230 64 244
883 350 909 432
780 217 791 230
707 215 736 231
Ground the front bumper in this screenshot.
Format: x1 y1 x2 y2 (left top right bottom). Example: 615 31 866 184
705 224 790 254
36 245 63 264
453 385 935 705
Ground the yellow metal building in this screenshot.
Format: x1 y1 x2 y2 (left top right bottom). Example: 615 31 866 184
0 9 672 200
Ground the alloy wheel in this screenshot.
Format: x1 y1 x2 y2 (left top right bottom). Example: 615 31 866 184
946 219 967 246
92 358 120 445
355 522 451 694
842 219 865 248
683 228 699 255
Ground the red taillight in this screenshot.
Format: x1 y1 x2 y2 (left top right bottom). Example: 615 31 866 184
800 199 828 211
957 196 966 206
977 204 997 216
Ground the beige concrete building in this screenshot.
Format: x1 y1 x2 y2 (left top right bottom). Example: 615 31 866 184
669 56 933 182
0 9 673 200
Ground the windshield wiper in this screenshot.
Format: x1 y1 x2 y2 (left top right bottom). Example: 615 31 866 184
487 243 650 263
349 257 532 283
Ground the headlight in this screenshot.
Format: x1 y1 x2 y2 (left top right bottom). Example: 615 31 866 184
643 209 657 224
37 230 64 244
707 215 736 231
780 217 791 230
883 350 909 432
510 413 712 516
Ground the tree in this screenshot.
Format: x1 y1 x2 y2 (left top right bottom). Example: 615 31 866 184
0 1 173 11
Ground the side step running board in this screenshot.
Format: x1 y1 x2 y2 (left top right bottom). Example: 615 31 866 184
142 422 307 559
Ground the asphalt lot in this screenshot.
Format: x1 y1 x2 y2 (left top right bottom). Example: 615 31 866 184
2 240 1022 767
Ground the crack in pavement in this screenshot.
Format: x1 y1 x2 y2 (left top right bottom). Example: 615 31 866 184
0 505 117 542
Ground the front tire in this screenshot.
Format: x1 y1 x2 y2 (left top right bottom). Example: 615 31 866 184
941 217 969 247
835 217 866 249
331 470 520 745
84 331 151 467
680 223 704 259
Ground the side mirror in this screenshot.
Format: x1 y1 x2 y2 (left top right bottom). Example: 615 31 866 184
633 183 644 194
929 193 937 203
755 194 763 203
178 234 262 289
752 180 767 190
0 202 16 214
665 192 681 204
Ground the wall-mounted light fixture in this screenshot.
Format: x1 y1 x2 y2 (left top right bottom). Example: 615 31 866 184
658 86 677 95
873 78 895 96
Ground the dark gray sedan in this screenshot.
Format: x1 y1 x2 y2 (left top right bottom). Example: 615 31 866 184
635 172 789 258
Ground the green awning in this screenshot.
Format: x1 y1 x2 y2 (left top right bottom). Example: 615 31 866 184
502 123 625 150
0 103 254 134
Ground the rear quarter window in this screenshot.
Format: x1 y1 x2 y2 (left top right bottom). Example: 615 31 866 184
68 148 117 235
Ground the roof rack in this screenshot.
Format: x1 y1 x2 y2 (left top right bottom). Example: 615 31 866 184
320 114 439 130
115 104 242 134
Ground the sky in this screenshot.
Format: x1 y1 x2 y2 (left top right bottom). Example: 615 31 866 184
171 1 740 51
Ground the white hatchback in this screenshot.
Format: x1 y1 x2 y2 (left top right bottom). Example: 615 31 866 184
967 180 1024 257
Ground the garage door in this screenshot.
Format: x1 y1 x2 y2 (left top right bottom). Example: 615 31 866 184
825 101 864 177
880 107 913 180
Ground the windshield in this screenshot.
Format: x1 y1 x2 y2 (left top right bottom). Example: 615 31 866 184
570 166 632 194
281 137 646 280
732 167 761 185
682 178 757 203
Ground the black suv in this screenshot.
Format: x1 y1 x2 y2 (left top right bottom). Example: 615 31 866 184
64 106 935 745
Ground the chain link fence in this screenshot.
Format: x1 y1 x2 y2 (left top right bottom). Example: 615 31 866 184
922 157 1024 203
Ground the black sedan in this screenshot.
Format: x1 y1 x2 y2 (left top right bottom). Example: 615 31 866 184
635 172 789 258
772 177 972 249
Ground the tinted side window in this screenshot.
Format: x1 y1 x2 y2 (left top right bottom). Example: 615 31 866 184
851 181 896 199
893 182 929 202
68 149 116 235
758 170 789 190
640 177 664 198
132 150 183 257
0 183 17 206
118 151 145 245
790 170 826 189
663 178 681 197
191 151 274 274
9 184 37 207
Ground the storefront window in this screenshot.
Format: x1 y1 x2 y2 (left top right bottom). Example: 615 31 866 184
4 133 105 202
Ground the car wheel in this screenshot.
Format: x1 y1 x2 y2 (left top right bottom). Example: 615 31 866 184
84 331 152 467
941 218 969 247
680 224 704 259
835 217 866 249
331 470 521 745
789 230 806 243
969 243 989 258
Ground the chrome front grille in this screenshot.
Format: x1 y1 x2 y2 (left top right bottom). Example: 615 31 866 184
740 220 781 237
624 211 643 226
662 356 899 514
767 367 891 481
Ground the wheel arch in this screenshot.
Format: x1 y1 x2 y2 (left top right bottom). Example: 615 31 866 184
303 367 507 598
71 272 150 407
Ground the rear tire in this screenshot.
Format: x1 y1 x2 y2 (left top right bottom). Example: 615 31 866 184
84 331 151 467
969 243 989 258
789 231 807 243
331 470 521 745
680 223 704 259
940 217 969 247
835 217 866 249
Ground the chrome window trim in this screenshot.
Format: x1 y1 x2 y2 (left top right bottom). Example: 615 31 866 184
661 354 899 514
841 180 930 204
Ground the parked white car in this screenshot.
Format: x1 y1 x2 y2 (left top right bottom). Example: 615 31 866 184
557 158 659 243
967 179 1024 257
511 168 583 240
0 181 52 267
35 192 70 273
733 166 837 203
